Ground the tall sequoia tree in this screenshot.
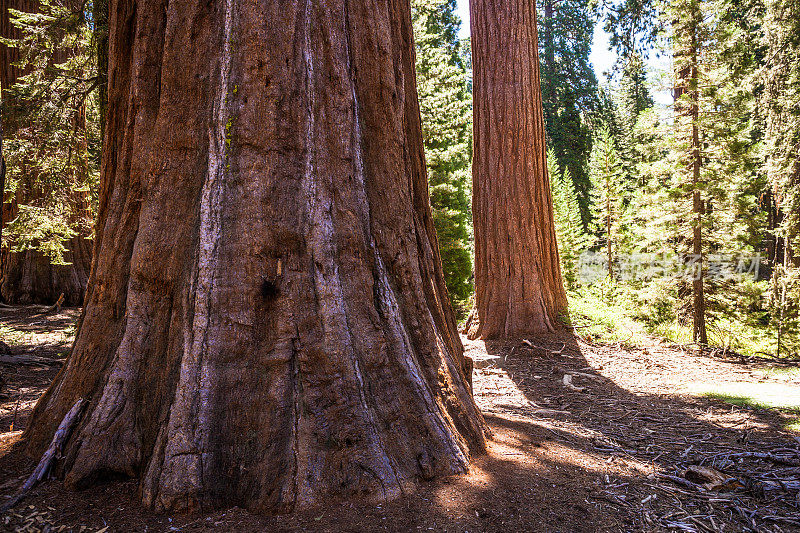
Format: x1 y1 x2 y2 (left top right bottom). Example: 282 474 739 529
0 0 93 306
0 0 36 299
24 0 486 514
467 0 568 339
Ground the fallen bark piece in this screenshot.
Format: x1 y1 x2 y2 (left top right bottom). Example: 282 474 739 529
523 340 566 356
685 465 744 491
0 399 87 512
562 374 585 392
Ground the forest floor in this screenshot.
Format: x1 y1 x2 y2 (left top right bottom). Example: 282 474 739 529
2 306 800 532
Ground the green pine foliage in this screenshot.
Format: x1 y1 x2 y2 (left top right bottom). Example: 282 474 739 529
1 0 100 265
577 0 800 358
548 149 588 290
538 0 599 226
412 0 474 317
588 125 628 277
762 0 800 355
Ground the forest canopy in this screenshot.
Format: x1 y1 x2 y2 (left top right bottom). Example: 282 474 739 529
1 0 799 353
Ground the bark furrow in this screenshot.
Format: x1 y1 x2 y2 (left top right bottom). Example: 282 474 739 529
25 0 487 514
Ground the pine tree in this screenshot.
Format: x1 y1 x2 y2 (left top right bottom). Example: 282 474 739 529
606 55 655 198
762 0 800 355
549 150 588 289
538 0 599 226
412 0 474 317
589 126 626 280
620 55 654 123
671 0 709 344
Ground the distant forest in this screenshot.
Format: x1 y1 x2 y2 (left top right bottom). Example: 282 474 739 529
2 0 799 358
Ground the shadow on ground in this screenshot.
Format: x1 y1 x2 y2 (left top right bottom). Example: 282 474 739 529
473 333 800 532
1 322 799 532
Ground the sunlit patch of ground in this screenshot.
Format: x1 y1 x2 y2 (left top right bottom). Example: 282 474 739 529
688 381 800 430
3 310 800 531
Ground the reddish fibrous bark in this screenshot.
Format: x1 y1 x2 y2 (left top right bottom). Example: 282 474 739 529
467 0 568 340
0 0 92 306
25 0 487 514
0 0 35 89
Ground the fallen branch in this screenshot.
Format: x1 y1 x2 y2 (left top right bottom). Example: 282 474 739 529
522 340 566 356
658 473 707 492
728 452 800 467
0 398 87 512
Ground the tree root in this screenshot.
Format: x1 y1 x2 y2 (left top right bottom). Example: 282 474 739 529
35 294 66 317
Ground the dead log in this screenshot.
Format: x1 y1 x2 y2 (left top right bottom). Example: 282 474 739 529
0 354 62 366
0 398 87 512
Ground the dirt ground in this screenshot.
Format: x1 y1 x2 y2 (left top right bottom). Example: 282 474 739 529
2 306 800 532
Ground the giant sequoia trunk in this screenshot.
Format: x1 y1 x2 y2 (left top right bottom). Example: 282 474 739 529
24 0 486 514
0 0 92 306
467 0 568 339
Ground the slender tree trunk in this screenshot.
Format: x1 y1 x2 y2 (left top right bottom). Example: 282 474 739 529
777 234 789 357
1 83 5 294
674 2 706 345
606 186 613 281
689 34 707 346
25 0 486 514
467 0 568 339
0 0 92 306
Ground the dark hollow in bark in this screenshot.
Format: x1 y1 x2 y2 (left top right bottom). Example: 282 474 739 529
24 0 487 514
468 0 568 340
